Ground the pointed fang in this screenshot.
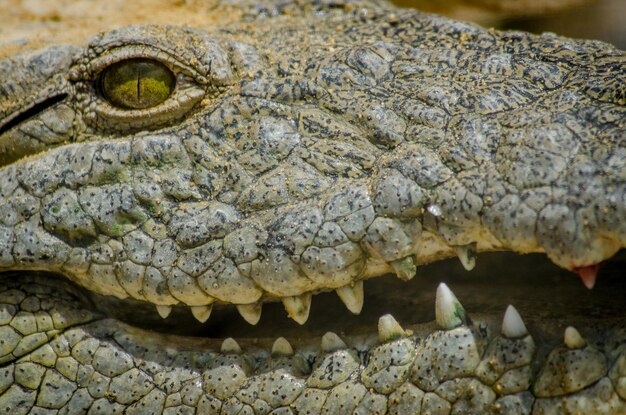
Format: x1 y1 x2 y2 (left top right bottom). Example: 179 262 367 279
237 303 262 325
575 264 599 289
156 305 172 319
501 305 528 338
378 314 406 343
391 256 417 281
221 337 242 354
454 242 477 271
321 332 347 352
336 281 364 314
191 305 212 323
564 326 586 349
271 337 294 357
436 282 469 330
282 294 312 325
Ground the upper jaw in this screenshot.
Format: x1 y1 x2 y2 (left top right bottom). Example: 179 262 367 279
0 24 624 325
0 124 623 324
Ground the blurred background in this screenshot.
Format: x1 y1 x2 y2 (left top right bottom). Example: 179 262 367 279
395 0 625 49
1 0 624 58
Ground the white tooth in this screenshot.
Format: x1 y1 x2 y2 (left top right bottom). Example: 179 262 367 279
271 337 294 357
191 305 213 323
501 305 528 338
564 326 586 349
454 242 477 271
391 257 416 281
321 332 347 352
282 294 311 325
221 337 242 354
156 305 172 319
435 282 468 330
336 281 364 314
378 314 406 343
237 303 262 325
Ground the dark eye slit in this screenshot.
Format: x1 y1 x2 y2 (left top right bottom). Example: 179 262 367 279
0 93 68 135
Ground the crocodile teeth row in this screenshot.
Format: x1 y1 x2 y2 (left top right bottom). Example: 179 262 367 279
226 284 588 356
155 280 364 325
434 283 529 340
156 282 533 335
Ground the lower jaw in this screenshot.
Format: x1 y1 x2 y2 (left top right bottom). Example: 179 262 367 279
0 252 624 414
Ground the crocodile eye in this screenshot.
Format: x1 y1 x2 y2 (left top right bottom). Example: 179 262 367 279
100 59 175 109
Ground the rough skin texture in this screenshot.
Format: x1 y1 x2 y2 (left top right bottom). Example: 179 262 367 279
0 0 624 413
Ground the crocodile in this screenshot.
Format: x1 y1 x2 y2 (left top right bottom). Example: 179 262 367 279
0 0 625 413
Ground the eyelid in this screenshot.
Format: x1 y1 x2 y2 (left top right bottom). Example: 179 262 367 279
76 45 208 85
72 45 209 132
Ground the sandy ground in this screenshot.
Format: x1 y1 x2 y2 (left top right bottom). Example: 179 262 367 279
0 0 623 59
399 0 625 49
0 0 236 58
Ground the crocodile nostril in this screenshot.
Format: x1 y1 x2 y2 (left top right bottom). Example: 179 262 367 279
0 93 68 137
0 93 69 166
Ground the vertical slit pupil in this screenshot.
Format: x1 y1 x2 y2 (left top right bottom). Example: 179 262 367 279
100 58 175 110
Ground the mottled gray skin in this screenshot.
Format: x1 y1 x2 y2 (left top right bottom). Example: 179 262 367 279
0 0 625 413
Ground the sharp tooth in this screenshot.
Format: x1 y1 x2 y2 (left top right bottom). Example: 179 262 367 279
221 337 242 354
378 314 406 343
237 303 262 325
282 294 311 325
576 264 599 289
156 305 172 319
336 281 364 314
321 332 347 352
454 242 477 271
271 337 294 357
391 256 417 281
501 305 528 338
435 282 469 330
564 326 586 349
190 305 213 323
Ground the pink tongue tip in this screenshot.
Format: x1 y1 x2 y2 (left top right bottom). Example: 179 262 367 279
575 264 600 290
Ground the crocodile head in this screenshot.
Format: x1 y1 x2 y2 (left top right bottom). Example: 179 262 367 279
0 0 624 413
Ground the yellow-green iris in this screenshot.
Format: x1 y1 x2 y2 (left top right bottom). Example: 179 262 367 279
100 59 175 109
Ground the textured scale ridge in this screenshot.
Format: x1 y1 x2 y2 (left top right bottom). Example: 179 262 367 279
0 4 623 310
0 0 624 413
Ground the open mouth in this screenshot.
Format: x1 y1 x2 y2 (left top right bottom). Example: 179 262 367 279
1 8 625 412
27 251 623 339
1 250 624 414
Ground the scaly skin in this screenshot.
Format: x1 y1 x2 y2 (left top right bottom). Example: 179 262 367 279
0 0 624 413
